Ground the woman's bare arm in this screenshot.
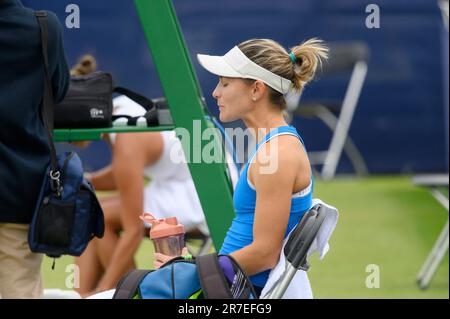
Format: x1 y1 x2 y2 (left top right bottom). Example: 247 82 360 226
95 134 147 290
87 165 117 191
230 136 309 276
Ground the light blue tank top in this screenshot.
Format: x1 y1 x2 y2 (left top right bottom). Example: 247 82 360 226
220 126 314 288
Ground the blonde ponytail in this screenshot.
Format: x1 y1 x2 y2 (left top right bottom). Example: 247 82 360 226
70 54 97 76
289 38 329 91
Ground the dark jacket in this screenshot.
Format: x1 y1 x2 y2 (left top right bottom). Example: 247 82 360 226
0 0 69 223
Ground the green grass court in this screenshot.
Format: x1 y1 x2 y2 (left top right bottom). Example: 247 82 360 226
42 176 449 298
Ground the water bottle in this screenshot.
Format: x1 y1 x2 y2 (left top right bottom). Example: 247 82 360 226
140 212 185 256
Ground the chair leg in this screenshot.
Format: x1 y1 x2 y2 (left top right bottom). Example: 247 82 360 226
261 263 298 299
298 103 368 178
341 137 369 176
312 106 369 177
322 61 368 180
417 219 449 289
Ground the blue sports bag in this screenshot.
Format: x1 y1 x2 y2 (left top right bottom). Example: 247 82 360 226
28 12 104 262
28 151 104 259
113 253 258 299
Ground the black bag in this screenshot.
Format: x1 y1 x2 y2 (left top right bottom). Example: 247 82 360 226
28 11 104 262
55 71 114 128
54 72 160 129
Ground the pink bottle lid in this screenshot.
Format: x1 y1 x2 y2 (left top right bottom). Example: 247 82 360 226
140 212 185 239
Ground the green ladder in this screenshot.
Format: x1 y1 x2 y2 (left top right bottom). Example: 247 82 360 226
54 0 235 249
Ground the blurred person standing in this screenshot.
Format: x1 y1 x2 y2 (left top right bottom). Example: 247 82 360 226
0 0 69 298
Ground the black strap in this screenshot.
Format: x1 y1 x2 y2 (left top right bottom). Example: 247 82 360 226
35 11 60 190
113 269 152 299
196 254 232 299
113 86 155 111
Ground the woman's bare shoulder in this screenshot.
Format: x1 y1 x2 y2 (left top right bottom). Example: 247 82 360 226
256 134 306 164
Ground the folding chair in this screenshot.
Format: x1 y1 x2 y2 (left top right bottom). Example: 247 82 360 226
287 42 370 180
262 203 336 299
413 174 449 290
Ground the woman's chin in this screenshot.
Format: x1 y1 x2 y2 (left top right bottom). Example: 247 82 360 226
219 112 229 123
219 111 237 123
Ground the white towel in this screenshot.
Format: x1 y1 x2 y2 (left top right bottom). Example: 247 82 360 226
261 198 339 299
86 289 116 299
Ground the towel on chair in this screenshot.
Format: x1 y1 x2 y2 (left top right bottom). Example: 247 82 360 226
260 198 339 299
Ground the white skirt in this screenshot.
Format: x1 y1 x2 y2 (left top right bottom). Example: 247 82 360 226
143 178 208 235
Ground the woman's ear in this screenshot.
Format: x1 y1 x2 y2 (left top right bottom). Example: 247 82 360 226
252 80 267 101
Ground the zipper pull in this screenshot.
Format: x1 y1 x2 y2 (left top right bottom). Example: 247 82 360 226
51 258 56 270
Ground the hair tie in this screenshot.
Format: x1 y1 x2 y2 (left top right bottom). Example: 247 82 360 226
289 52 297 63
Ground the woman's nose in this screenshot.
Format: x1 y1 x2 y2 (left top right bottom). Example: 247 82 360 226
212 83 220 99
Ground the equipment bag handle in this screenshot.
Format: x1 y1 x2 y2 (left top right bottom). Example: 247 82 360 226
196 253 232 299
113 269 152 299
35 11 61 194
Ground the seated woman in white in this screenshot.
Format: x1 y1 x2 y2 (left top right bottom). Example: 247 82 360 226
75 96 209 297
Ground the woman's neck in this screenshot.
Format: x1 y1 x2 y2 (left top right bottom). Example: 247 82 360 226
242 106 288 144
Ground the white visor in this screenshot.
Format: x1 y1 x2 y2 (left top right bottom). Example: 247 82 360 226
197 46 293 94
